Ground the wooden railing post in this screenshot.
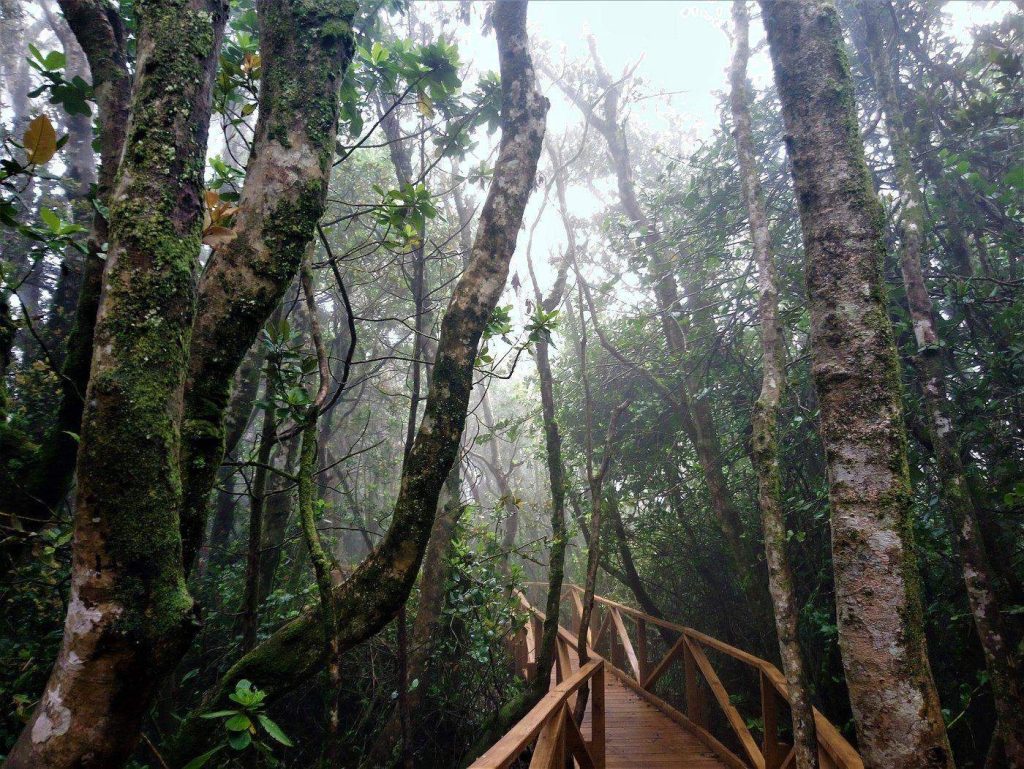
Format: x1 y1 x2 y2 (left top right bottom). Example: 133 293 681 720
636 617 649 686
683 637 708 729
592 662 606 769
761 672 783 769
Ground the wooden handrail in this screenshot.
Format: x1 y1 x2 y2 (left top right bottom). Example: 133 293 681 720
523 583 863 769
471 638 606 769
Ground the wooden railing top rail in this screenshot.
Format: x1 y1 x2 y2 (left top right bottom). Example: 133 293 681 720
471 658 604 769
522 582 863 769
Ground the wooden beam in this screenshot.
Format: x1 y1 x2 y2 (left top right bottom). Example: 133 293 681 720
636 617 649 685
685 638 765 769
643 634 686 691
563 703 597 769
528 708 565 769
761 670 782 769
591 662 605 769
471 660 602 769
610 608 641 683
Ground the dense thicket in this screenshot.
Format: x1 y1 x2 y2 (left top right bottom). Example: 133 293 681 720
0 1 1020 767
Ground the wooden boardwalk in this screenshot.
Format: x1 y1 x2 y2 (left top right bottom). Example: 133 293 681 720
471 585 864 769
579 662 730 768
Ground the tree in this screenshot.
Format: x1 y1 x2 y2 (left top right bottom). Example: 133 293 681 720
730 3 818 766
168 2 549 758
759 1 953 766
857 4 1024 765
6 0 228 763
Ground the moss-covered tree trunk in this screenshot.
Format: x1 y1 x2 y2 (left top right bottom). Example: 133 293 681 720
859 5 1024 765
730 3 819 767
168 2 548 760
180 0 359 573
759 2 953 767
5 1 227 765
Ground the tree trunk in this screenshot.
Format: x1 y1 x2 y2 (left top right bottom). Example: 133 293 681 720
363 464 465 767
6 1 228 765
168 3 548 760
179 0 360 573
550 47 764 614
859 5 1024 765
238 401 277 653
730 4 819 767
759 2 953 767
257 434 300 603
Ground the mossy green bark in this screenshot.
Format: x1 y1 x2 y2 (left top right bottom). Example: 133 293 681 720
0 0 132 559
180 0 359 573
859 5 1024 764
5 1 227 766
169 3 548 761
759 1 953 767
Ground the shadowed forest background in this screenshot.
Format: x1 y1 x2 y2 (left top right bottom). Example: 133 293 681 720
0 0 1022 767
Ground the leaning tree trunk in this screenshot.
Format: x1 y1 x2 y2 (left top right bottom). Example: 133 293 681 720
5 1 228 765
167 3 548 760
730 3 818 767
858 5 1024 765
179 0 360 573
759 2 953 767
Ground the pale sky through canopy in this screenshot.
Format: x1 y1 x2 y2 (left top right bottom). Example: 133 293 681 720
447 0 1017 369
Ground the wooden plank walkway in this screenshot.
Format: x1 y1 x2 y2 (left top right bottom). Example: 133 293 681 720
473 586 863 769
579 668 730 768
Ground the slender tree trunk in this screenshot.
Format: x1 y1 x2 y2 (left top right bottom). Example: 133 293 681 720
731 4 819 766
363 464 465 767
238 400 277 653
257 434 300 603
169 4 548 759
6 1 228 765
859 6 1024 765
759 2 953 767
549 50 764 614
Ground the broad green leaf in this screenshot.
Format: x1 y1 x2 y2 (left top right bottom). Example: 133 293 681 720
40 207 60 232
225 713 252 731
228 730 252 750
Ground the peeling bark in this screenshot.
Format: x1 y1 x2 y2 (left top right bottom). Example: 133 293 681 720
759 2 953 766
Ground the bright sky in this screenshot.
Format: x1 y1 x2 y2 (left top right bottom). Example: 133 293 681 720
444 0 1018 373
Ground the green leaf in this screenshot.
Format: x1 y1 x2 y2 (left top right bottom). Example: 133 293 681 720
200 709 238 719
40 207 61 232
258 714 294 746
228 730 252 750
182 744 224 769
225 713 252 731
